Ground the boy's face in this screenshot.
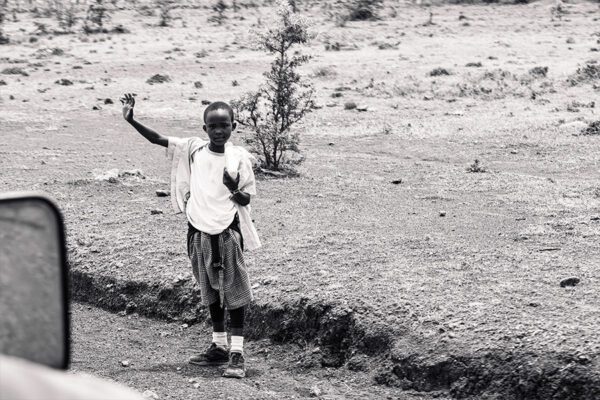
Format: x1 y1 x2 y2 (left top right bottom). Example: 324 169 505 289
203 109 236 147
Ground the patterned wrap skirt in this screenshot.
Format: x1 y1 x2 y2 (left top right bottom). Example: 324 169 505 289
187 223 253 310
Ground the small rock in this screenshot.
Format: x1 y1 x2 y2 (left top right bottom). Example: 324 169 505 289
120 169 145 179
439 211 446 217
55 78 73 86
309 385 322 397
201 99 211 105
146 74 171 85
251 283 261 289
92 105 101 110
391 179 402 184
120 360 130 367
181 323 189 329
356 104 368 112
94 168 119 183
142 390 159 400
344 101 356 110
156 189 170 197
104 98 113 104
150 209 163 215
560 277 580 288
193 383 200 389
566 37 575 44
193 81 203 88
325 102 337 107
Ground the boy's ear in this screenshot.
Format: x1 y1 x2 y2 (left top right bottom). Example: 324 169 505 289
202 124 207 133
232 121 237 131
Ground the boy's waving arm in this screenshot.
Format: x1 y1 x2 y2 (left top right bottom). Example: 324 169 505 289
120 93 168 148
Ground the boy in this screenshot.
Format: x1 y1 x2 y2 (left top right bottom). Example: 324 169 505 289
120 93 260 378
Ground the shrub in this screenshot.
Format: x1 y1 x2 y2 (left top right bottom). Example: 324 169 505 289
343 0 383 21
209 0 228 25
156 0 174 27
83 0 111 34
581 121 600 136
467 159 487 173
55 0 79 32
568 62 600 86
429 67 451 76
232 0 314 172
0 0 9 44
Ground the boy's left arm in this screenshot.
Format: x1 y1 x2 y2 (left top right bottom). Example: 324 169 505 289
223 171 250 206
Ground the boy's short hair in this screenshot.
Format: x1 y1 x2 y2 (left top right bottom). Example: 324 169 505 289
203 101 235 123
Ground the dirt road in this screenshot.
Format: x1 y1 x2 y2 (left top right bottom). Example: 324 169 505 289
70 302 438 400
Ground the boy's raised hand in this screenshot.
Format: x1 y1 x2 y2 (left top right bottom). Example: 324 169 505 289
120 93 135 123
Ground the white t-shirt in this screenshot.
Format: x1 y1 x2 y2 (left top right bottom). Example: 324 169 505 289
186 147 237 234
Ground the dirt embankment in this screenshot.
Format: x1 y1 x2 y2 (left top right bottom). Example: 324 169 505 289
70 268 600 400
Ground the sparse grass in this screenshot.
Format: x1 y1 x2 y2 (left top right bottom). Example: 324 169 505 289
568 61 600 86
581 120 600 135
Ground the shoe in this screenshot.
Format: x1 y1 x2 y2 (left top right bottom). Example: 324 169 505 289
222 351 246 378
188 343 229 366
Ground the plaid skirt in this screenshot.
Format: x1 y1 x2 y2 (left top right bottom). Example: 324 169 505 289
187 224 253 310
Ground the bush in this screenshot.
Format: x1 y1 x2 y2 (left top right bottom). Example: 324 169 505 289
581 121 600 136
83 0 111 34
209 0 227 25
55 0 79 32
568 62 600 86
232 0 314 171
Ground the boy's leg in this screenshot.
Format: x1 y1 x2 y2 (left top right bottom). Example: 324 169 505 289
223 306 246 378
188 301 229 366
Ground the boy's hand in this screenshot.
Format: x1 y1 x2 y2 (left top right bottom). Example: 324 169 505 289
120 93 135 123
223 169 240 192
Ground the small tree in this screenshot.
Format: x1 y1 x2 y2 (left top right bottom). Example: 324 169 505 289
156 0 173 26
55 0 79 32
209 0 227 25
232 0 314 171
0 0 9 44
83 0 110 33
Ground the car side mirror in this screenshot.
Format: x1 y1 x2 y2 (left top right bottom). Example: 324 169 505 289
0 193 70 370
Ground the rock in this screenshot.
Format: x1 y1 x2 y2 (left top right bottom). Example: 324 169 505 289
309 385 322 397
104 98 113 104
120 360 130 367
559 120 588 135
146 74 171 85
325 102 337 107
439 211 446 217
94 168 119 183
566 37 575 44
193 81 203 88
391 179 402 184
201 99 211 105
142 390 159 400
120 169 145 179
92 105 101 110
150 209 163 215
560 277 580 288
55 78 73 86
356 104 368 112
344 101 357 110
156 189 170 197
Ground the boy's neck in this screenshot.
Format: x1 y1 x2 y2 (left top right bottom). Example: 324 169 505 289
208 142 225 153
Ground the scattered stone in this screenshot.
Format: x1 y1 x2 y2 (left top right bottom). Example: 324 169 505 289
309 385 322 397
331 92 343 98
94 168 119 183
150 209 163 215
466 159 487 173
429 67 451 77
325 102 337 107
120 360 130 367
104 98 113 104
465 62 482 67
1 67 29 76
92 105 101 110
146 74 171 85
344 101 357 110
439 211 446 217
120 169 145 179
55 78 73 86
560 277 580 288
566 37 575 44
193 81 203 88
201 99 211 105
0 80 6 86
391 179 402 184
142 390 159 400
156 189 170 197
356 104 368 112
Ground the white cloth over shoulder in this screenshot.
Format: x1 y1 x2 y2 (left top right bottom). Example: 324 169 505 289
166 136 261 251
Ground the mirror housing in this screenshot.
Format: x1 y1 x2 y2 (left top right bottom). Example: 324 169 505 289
0 193 70 370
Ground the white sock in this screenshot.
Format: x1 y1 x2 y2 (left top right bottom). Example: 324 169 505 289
212 332 228 347
230 335 244 354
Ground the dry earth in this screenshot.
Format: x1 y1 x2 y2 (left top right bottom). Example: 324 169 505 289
1 1 600 399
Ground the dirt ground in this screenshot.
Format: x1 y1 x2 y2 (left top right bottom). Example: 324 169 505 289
70 302 440 400
1 1 600 398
